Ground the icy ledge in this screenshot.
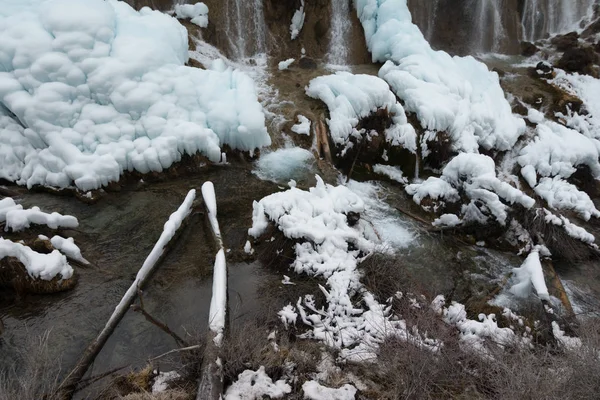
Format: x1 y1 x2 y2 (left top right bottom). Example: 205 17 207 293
0 0 270 191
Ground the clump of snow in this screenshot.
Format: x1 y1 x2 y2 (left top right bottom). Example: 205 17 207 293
0 198 78 232
243 240 254 255
509 249 550 301
406 153 534 225
551 321 582 350
0 0 270 190
534 177 600 220
527 108 544 124
302 381 357 400
49 236 88 264
249 176 433 361
433 214 462 228
152 370 180 393
224 366 291 400
254 147 315 183
306 72 416 155
443 301 522 353
278 304 297 329
354 0 525 154
543 209 596 245
290 0 305 40
0 237 73 281
291 115 311 135
373 164 407 184
278 58 295 70
174 2 208 27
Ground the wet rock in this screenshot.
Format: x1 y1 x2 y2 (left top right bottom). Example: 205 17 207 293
520 41 539 57
346 212 360 227
533 61 554 78
0 255 76 294
555 46 599 76
550 31 579 52
298 57 317 69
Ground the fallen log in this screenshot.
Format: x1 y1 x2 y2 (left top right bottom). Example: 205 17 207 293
196 182 227 400
316 115 333 164
56 189 197 400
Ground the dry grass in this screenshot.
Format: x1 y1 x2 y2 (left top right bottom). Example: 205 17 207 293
0 330 62 400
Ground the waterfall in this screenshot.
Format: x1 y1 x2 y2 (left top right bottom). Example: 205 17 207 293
328 0 352 65
408 0 440 41
522 0 596 42
224 0 267 59
472 0 506 53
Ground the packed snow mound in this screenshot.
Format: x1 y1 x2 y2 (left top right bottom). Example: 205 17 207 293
0 197 78 232
302 381 357 400
0 0 270 190
291 114 311 135
354 0 525 153
306 71 416 154
174 2 209 28
278 58 295 70
249 177 436 361
224 366 291 400
0 237 73 281
534 177 600 220
406 153 534 225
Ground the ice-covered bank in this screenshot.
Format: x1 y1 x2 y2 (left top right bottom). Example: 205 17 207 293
354 0 525 154
0 0 270 191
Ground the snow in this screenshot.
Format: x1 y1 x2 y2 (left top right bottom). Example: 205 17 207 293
243 240 254 255
302 381 357 400
373 164 407 184
254 147 315 183
443 301 521 353
306 71 416 155
249 177 433 361
278 304 297 329
509 249 550 301
290 0 305 40
543 209 596 245
406 153 534 225
551 321 582 350
534 177 600 220
224 366 291 400
202 181 227 346
104 189 195 331
527 108 544 124
278 58 295 70
0 0 270 190
174 2 208 28
291 115 311 135
49 235 88 264
1 197 78 232
152 370 180 393
354 0 525 154
433 214 462 227
0 236 73 281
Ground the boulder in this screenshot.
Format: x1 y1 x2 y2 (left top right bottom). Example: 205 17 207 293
550 31 579 52
555 46 598 76
520 41 539 57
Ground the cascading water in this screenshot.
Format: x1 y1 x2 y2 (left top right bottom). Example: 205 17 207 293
224 0 267 59
522 0 596 42
472 0 507 53
408 0 440 41
328 0 352 65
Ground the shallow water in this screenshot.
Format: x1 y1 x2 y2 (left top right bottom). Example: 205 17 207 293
0 165 281 391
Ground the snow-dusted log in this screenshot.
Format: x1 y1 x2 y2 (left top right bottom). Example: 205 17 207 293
197 181 228 400
57 190 196 399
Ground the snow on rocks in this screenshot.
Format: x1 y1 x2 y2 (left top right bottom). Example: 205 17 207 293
291 115 311 135
406 153 534 225
551 321 582 350
0 237 73 281
224 366 291 400
0 198 78 232
290 0 305 40
306 72 416 155
48 235 88 264
354 0 525 154
278 58 295 70
249 176 434 361
302 381 357 400
372 164 407 184
509 249 550 301
534 177 600 220
174 2 209 27
0 0 270 191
